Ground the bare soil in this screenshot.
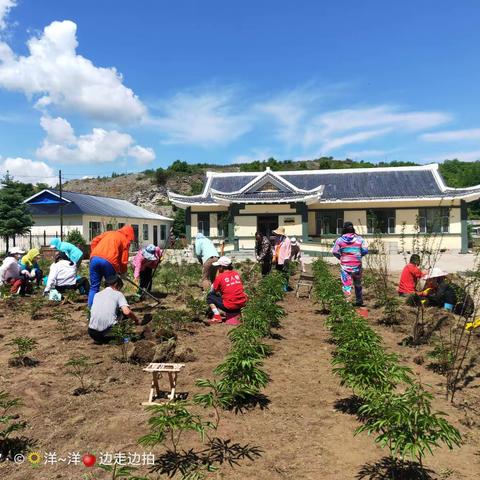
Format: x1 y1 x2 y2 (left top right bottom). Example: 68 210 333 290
1 272 480 480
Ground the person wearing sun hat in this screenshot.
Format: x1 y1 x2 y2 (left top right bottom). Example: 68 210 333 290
255 231 273 276
0 246 29 294
272 226 292 291
421 267 474 317
207 256 248 324
131 244 163 294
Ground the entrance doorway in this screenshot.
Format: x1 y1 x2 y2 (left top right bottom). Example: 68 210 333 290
257 215 279 237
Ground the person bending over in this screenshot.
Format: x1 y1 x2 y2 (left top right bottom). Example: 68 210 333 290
207 256 248 324
44 252 90 296
19 248 43 287
132 244 162 294
50 238 84 266
88 225 135 307
194 233 219 290
0 247 29 295
88 275 139 344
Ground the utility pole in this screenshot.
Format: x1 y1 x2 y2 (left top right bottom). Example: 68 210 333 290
59 169 64 241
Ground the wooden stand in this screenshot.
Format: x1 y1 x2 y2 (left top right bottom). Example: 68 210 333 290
295 273 314 298
142 363 185 405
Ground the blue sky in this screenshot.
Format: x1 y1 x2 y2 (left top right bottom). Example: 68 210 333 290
1 0 480 184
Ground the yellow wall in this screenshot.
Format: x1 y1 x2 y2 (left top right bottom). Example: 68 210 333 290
210 213 218 237
343 210 367 234
240 204 296 214
234 216 257 237
396 209 419 234
308 211 316 235
279 214 302 236
191 213 198 237
450 208 461 234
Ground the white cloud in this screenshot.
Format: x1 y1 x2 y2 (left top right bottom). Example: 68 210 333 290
0 156 56 185
321 128 393 153
149 89 251 146
128 145 155 164
0 0 16 30
256 94 451 153
36 116 155 164
0 20 146 123
420 128 480 142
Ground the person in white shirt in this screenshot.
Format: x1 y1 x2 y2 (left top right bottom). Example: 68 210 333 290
88 274 139 344
0 247 28 295
44 252 90 296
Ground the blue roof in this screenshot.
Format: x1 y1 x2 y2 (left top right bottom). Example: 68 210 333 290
26 190 172 221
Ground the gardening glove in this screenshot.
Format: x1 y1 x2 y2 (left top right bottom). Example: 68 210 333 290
29 271 37 279
465 318 480 331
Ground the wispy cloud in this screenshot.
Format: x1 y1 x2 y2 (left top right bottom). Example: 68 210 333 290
148 88 251 147
345 149 395 160
420 128 480 142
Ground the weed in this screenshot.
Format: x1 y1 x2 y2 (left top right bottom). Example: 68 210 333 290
0 390 28 460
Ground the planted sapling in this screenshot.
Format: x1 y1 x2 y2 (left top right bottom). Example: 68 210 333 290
110 320 136 363
7 337 38 367
65 355 93 395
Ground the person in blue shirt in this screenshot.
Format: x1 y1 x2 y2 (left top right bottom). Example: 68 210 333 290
50 238 84 265
194 233 219 290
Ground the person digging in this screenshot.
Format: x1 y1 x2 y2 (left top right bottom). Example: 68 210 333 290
207 256 248 325
88 274 140 344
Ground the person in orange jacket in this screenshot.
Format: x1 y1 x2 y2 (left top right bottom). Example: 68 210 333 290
88 225 135 306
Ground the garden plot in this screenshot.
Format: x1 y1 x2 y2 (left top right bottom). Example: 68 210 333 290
0 260 479 479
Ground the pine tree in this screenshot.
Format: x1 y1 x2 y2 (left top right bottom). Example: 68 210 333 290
0 174 34 252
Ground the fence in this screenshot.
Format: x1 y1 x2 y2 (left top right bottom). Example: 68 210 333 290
0 232 60 253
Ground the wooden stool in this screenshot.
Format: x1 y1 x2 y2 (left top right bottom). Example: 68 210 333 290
295 273 314 298
142 363 185 405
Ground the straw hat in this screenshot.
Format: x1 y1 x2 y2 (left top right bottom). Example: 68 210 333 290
273 227 286 235
423 267 448 280
9 247 26 255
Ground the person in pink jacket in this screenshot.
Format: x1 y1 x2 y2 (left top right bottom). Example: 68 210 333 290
131 244 162 295
272 227 292 291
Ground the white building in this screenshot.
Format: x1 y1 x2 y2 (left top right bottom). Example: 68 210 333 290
23 189 173 249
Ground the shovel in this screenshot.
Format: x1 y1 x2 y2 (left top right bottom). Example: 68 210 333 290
123 276 161 306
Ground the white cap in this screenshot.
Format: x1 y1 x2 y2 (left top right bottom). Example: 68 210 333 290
423 267 448 279
212 256 232 267
291 236 297 245
9 247 26 255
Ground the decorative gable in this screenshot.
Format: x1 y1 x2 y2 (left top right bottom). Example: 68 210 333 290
243 172 294 194
26 190 69 205
256 181 280 193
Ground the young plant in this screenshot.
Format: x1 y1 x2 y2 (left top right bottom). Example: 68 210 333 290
110 320 136 363
28 296 46 320
7 337 37 367
186 295 208 321
0 390 27 452
65 355 93 395
356 383 462 466
138 401 214 455
53 309 73 339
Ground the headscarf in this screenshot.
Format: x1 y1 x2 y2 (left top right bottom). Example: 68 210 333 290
21 248 40 268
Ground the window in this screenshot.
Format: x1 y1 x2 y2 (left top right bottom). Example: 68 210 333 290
197 213 210 236
160 224 167 241
217 212 229 237
418 207 449 233
367 209 396 234
89 221 101 241
143 224 149 241
315 210 343 235
106 223 113 231
118 222 125 228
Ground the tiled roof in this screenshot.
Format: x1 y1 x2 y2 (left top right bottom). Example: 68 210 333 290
26 190 173 221
168 164 480 206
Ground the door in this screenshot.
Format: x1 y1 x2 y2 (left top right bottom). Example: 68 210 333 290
257 215 279 237
153 225 158 246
